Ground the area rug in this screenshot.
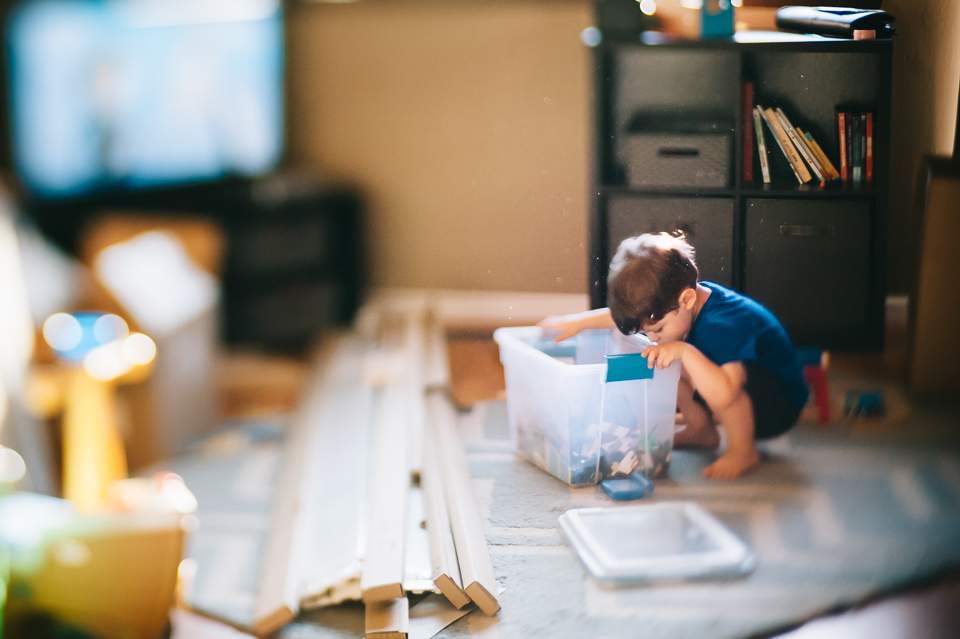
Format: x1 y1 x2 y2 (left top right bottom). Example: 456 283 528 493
170 400 960 639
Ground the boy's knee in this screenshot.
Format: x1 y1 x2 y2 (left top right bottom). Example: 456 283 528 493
714 387 754 421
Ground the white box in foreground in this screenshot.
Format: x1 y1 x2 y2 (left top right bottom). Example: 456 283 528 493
558 502 757 583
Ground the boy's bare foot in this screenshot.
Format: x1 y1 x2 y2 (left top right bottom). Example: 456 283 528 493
702 449 761 479
673 422 721 449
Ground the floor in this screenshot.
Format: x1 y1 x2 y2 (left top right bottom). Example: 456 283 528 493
444 300 960 639
171 311 960 639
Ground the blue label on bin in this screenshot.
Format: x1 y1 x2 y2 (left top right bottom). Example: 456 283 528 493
604 353 654 383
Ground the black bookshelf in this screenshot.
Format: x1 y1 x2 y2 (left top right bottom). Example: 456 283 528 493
589 30 892 351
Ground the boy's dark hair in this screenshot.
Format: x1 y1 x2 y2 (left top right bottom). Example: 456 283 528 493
607 232 699 335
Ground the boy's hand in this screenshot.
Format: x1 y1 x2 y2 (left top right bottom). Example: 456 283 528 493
537 315 585 343
641 342 685 369
537 308 616 343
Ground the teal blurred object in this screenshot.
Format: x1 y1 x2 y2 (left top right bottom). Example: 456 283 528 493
604 353 655 382
701 0 735 38
844 390 886 418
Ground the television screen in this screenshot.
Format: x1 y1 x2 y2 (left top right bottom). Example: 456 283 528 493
6 0 284 198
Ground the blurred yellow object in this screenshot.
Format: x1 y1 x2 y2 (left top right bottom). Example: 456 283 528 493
81 220 220 469
22 365 65 419
1 490 188 639
36 309 158 511
83 333 155 383
62 369 128 511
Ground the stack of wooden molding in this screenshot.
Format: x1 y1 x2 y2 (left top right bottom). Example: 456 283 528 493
249 291 527 637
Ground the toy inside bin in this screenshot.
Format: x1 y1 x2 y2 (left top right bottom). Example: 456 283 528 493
493 327 680 486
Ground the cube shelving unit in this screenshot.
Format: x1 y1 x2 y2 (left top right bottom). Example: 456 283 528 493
589 30 892 351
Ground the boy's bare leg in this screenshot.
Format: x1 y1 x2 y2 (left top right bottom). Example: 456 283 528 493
674 377 721 449
702 389 761 479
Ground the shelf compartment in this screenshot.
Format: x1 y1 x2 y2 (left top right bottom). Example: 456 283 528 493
747 50 882 187
607 195 735 287
743 198 871 339
601 48 740 187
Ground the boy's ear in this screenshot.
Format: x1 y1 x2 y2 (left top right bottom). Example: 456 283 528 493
679 287 697 309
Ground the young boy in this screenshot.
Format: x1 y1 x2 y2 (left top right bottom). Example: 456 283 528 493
539 232 808 479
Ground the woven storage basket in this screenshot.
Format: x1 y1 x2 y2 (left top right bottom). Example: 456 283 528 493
624 133 730 188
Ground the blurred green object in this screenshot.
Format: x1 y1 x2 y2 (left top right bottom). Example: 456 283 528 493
0 491 184 639
4 612 99 639
2 542 8 639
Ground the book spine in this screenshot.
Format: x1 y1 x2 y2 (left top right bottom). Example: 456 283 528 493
846 115 854 182
761 110 801 184
792 124 828 184
776 108 823 182
743 82 754 182
805 132 839 181
838 112 847 181
761 107 810 184
852 115 861 183
799 135 827 183
799 129 831 181
753 107 771 184
866 112 873 183
861 113 868 183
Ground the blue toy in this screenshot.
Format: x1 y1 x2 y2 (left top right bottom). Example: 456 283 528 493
844 390 886 419
601 472 655 501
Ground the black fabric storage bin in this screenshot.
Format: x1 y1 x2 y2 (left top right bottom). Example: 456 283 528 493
607 195 735 286
623 133 731 188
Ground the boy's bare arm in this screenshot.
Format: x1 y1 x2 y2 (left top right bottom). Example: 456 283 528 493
537 307 616 342
642 342 746 410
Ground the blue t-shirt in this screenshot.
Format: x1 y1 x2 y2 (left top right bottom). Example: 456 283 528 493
686 282 808 410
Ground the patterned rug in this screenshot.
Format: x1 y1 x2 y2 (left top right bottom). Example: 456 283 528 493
170 400 960 639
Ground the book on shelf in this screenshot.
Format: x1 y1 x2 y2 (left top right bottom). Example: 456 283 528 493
753 107 771 184
852 114 861 183
742 81 754 183
757 105 841 186
860 113 867 182
846 115 854 182
836 106 874 184
801 130 840 181
776 108 825 183
758 105 812 184
837 112 848 180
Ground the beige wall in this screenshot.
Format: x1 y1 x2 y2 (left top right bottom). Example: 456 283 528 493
884 0 960 292
286 0 960 296
286 0 593 294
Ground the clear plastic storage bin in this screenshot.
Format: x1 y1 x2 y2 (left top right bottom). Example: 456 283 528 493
493 327 681 486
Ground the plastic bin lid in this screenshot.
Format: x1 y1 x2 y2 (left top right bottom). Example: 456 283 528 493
558 502 756 582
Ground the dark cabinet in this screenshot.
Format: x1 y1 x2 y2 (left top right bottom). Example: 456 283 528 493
28 175 365 353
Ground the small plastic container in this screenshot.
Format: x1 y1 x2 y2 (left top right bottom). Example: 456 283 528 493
493 327 680 486
558 503 757 583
